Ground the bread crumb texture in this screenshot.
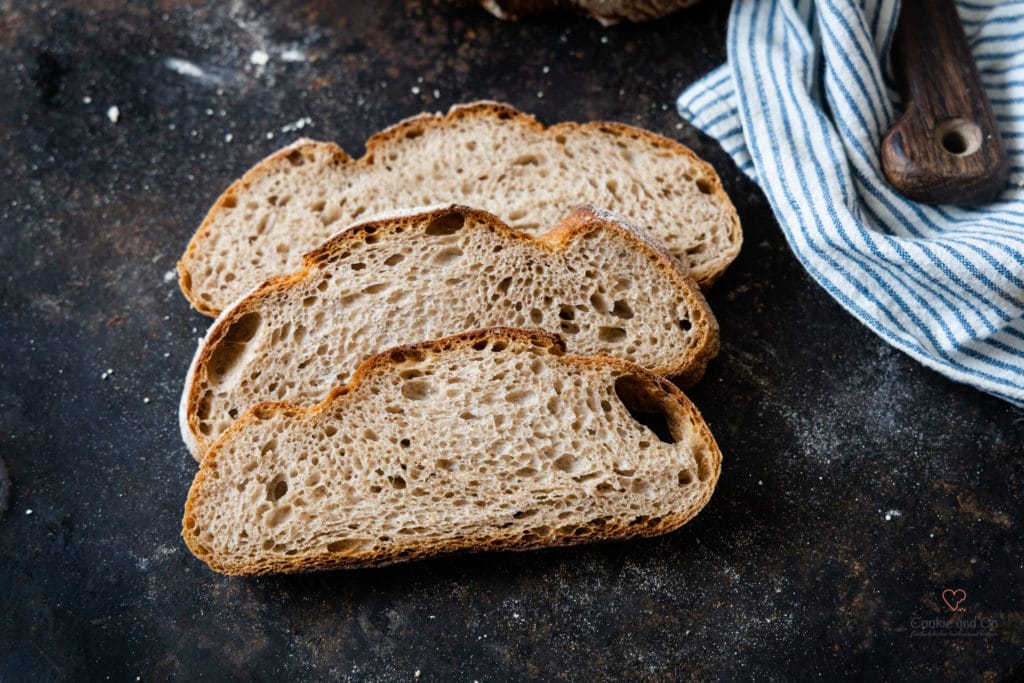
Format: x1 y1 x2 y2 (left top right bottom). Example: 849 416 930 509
182 329 721 575
178 101 741 315
181 205 718 458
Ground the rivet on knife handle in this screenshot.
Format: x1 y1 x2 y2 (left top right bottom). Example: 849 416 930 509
880 0 1008 205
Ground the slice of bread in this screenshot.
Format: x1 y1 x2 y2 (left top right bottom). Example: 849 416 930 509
476 0 701 25
182 327 721 576
180 204 718 460
177 101 741 316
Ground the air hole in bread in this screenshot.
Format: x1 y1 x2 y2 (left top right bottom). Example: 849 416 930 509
321 204 341 226
384 253 405 266
613 376 676 444
696 178 713 194
505 389 536 406
326 538 370 553
611 300 634 319
267 475 289 502
206 312 262 380
678 470 694 486
388 475 406 490
679 319 692 331
196 390 213 422
223 311 262 344
286 150 305 167
598 326 627 343
401 379 434 400
404 128 424 139
512 154 541 166
695 449 713 481
424 212 465 236
631 479 651 495
432 246 464 266
558 305 575 321
553 453 582 475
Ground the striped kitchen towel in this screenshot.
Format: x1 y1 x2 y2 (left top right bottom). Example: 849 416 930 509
677 0 1024 407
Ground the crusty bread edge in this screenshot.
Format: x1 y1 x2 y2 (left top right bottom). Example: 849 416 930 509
177 100 741 316
179 203 719 460
181 326 722 576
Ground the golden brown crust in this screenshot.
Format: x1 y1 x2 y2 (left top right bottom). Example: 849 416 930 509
177 101 742 316
182 327 721 576
180 203 719 458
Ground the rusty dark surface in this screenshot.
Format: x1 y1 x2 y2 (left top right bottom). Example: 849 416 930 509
0 1 1022 680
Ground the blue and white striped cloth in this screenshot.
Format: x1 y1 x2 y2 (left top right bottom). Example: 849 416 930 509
677 0 1024 407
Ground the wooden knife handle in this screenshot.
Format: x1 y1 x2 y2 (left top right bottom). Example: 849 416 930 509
880 0 1008 205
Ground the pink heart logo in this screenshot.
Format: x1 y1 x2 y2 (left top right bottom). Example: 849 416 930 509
942 588 967 612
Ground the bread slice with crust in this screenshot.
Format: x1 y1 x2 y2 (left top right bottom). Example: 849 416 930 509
180 204 718 460
476 0 701 25
182 327 721 576
177 101 741 316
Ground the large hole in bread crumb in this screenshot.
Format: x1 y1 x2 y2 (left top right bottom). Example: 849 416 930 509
611 300 634 319
553 453 582 475
424 212 465 236
207 312 262 379
432 246 463 266
695 448 713 481
598 326 627 343
326 538 371 553
264 505 291 528
267 474 289 502
613 376 677 444
512 154 541 166
401 379 434 400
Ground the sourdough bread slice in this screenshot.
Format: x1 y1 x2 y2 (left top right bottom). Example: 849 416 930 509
180 204 718 459
178 101 741 316
476 0 701 25
182 328 721 576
